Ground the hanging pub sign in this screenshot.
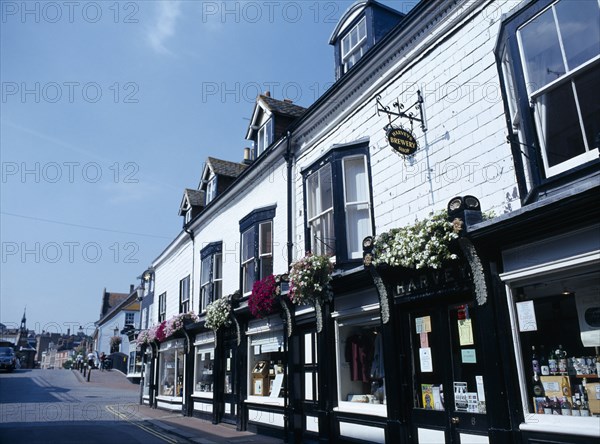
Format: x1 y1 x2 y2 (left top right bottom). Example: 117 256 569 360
386 126 418 156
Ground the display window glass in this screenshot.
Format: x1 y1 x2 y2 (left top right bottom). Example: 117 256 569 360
247 330 285 401
507 270 599 423
158 340 185 398
335 315 386 415
194 345 215 396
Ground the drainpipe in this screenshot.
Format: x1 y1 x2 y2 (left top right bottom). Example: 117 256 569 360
283 130 294 443
285 131 294 268
183 226 195 311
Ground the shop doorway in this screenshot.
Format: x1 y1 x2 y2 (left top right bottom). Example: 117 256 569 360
403 298 490 444
220 338 238 425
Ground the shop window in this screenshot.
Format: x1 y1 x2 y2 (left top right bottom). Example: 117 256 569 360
128 351 142 375
179 275 190 313
304 145 373 261
158 340 185 398
335 316 386 415
158 292 166 323
142 356 151 397
247 329 285 401
508 270 599 424
498 0 600 179
240 207 275 295
200 243 222 313
194 346 214 395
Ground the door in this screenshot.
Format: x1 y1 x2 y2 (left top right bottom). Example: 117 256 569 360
406 298 489 444
221 338 237 425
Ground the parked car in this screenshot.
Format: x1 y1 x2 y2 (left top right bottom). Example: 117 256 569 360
0 347 17 372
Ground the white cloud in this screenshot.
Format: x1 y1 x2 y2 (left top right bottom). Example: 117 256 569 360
147 1 182 55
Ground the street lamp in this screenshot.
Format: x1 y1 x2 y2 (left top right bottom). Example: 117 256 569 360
114 326 119 337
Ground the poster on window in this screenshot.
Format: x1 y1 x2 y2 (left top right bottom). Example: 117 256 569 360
575 293 600 347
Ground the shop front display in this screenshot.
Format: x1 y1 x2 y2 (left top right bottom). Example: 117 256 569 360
192 331 215 418
500 225 600 438
157 339 185 409
244 317 287 435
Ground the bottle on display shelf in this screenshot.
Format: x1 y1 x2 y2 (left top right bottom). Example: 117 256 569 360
540 346 550 376
531 346 540 375
548 349 558 375
580 381 591 417
557 345 568 374
532 373 545 397
561 375 571 398
542 397 552 415
596 347 600 376
571 393 581 416
560 396 571 416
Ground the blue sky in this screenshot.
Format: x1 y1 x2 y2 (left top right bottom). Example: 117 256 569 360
0 0 414 335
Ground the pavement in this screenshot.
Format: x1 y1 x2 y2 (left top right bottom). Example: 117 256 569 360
72 367 285 444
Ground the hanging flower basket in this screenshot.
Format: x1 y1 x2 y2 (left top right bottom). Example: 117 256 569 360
110 336 122 346
249 275 281 318
155 321 167 343
136 329 150 346
289 254 334 332
371 211 460 269
165 311 199 337
205 296 232 331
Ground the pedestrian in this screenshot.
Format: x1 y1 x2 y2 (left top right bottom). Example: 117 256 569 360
100 352 106 371
76 354 83 371
87 350 95 369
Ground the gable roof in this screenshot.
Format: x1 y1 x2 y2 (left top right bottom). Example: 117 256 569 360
100 290 129 319
246 94 307 140
179 188 205 216
259 95 306 118
206 157 248 178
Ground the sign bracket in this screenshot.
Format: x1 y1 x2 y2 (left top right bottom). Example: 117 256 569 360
376 91 427 133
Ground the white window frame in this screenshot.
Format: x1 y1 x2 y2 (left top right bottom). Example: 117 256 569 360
256 118 273 156
206 176 217 204
200 252 222 313
515 1 600 177
158 292 166 323
157 339 185 401
245 319 285 406
258 221 273 280
306 164 335 258
341 155 372 259
333 308 387 418
241 227 256 295
499 252 600 438
125 312 135 326
179 276 190 313
341 17 367 72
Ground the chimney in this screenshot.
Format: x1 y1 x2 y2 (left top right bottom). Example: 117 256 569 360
67 328 70 336
130 284 134 294
243 147 255 165
264 91 271 97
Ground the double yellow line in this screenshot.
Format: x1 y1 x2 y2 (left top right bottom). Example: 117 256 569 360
105 405 178 444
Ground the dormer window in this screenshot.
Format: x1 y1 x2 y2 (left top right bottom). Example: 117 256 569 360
206 176 217 205
341 17 367 73
184 209 192 224
256 118 273 157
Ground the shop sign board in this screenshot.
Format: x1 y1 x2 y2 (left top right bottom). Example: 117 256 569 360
386 126 418 156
